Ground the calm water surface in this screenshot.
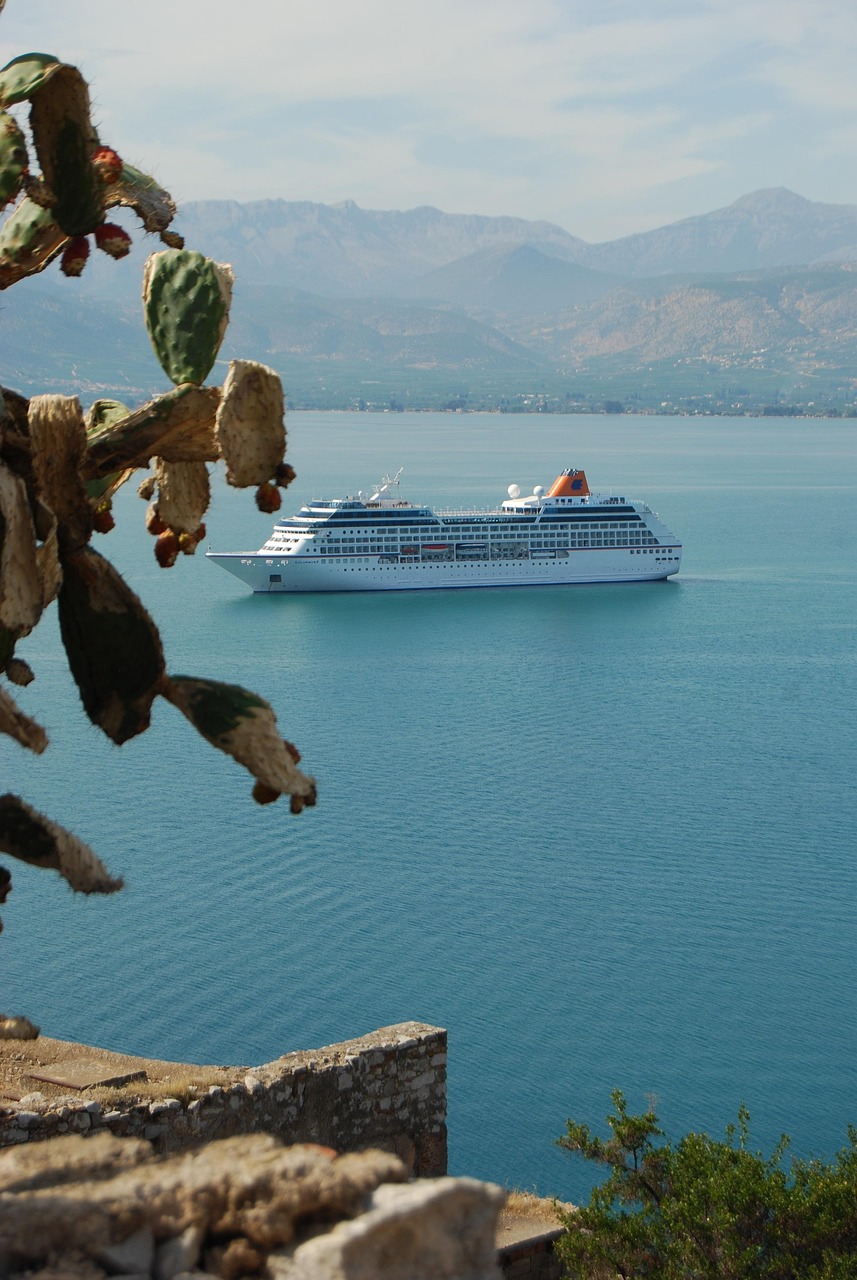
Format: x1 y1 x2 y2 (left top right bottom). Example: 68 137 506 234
4 413 856 1201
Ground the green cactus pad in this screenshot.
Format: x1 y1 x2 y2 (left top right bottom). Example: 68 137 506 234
142 249 233 386
29 64 103 237
0 196 63 286
0 53 61 107
86 398 131 433
0 111 27 210
57 545 166 744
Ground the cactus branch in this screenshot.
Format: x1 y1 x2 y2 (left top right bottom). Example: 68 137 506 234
0 793 122 894
161 676 318 812
83 384 222 476
1 15 314 980
0 685 48 753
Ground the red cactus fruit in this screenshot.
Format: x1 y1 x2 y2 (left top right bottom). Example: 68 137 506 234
92 501 115 534
178 531 198 555
60 236 90 277
145 504 166 536
275 463 297 488
252 781 280 805
255 482 281 513
94 222 132 259
154 530 180 568
92 146 123 184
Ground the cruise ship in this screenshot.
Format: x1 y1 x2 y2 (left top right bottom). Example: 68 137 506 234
207 467 682 593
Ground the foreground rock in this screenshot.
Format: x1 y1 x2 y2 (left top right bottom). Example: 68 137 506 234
0 1131 504 1280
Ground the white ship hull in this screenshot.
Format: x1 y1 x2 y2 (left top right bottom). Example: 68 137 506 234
207 466 682 594
208 546 681 593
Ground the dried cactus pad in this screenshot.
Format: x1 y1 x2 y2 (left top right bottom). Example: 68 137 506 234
164 676 316 808
215 360 286 488
0 461 44 638
143 249 233 386
57 546 165 745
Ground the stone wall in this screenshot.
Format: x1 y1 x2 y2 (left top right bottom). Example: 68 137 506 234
0 1022 447 1177
498 1228 564 1280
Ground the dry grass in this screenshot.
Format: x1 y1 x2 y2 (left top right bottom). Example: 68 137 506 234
90 1070 236 1107
499 1189 574 1228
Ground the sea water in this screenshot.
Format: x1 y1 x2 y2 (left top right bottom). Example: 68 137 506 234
3 413 856 1202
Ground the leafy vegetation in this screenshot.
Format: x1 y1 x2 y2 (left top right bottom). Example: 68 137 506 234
556 1091 857 1279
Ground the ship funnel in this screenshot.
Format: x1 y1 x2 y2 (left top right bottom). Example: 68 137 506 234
547 468 589 497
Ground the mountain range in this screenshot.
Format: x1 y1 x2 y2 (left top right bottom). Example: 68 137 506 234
6 187 857 411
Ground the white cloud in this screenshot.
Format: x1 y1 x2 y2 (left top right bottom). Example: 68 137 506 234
4 0 857 238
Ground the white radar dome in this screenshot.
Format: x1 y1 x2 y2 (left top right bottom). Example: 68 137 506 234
508 484 521 498
533 485 545 498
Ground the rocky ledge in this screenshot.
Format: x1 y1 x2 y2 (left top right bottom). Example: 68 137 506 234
0 1129 505 1280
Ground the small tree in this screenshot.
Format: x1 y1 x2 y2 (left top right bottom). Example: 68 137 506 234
0 7 316 1027
556 1090 857 1279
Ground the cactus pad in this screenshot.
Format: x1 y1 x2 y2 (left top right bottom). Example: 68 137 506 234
0 196 64 286
143 249 233 386
215 360 286 487
163 675 317 810
0 111 27 210
0 461 44 638
29 63 103 237
0 53 61 107
57 545 166 744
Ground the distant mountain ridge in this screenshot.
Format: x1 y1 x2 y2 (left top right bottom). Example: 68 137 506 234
7 188 857 411
56 187 857 304
173 198 588 297
572 188 857 276
169 187 857 295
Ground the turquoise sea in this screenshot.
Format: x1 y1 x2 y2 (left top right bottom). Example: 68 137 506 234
3 412 856 1202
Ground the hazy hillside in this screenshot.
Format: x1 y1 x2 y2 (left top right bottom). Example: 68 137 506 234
225 286 541 369
404 244 623 313
503 264 857 366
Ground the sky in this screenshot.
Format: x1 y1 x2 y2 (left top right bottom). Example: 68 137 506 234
4 0 857 242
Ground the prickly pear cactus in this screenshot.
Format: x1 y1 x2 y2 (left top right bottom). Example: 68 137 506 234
0 18 313 1021
143 249 233 386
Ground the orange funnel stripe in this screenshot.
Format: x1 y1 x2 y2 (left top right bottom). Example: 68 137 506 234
547 469 589 497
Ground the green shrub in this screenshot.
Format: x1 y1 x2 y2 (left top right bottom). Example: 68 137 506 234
556 1090 857 1279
